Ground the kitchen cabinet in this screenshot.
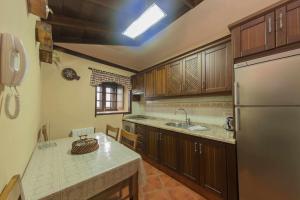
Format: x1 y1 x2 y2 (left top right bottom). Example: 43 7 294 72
200 140 227 199
203 42 232 93
135 124 147 154
132 74 144 94
182 53 203 95
179 134 200 183
155 65 167 97
230 0 300 60
286 0 300 44
231 12 275 58
145 127 160 162
159 130 178 171
144 70 155 98
167 60 183 96
129 122 237 200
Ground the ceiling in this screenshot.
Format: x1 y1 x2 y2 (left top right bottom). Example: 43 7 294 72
55 0 280 71
46 0 204 46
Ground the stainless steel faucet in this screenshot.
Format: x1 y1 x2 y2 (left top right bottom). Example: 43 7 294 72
175 108 191 125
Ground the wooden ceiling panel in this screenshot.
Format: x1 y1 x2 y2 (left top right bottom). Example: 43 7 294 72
46 0 204 46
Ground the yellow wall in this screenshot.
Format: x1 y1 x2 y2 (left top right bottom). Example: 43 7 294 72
0 0 41 191
41 51 134 139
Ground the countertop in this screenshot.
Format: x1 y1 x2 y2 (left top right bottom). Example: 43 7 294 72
22 133 142 200
123 116 235 144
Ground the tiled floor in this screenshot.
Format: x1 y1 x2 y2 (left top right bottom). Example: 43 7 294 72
140 160 207 200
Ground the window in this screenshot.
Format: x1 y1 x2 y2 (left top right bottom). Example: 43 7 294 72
96 83 130 115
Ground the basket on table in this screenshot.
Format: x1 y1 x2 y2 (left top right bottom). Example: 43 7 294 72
71 135 99 154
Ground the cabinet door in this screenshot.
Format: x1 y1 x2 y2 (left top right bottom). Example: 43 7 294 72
135 124 147 154
203 42 232 93
155 65 167 97
286 0 300 44
167 60 183 96
146 127 160 162
144 70 155 98
232 12 275 58
276 6 287 47
241 12 275 56
159 130 178 171
200 140 227 199
182 54 202 95
179 135 200 183
132 74 144 94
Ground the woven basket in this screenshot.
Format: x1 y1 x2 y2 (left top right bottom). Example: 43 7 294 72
71 137 99 155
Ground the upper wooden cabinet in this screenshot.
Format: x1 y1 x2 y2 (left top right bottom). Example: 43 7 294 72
132 74 144 94
167 60 183 96
203 42 232 93
182 54 203 95
144 70 155 98
155 65 167 97
231 12 275 58
230 0 300 60
286 0 300 44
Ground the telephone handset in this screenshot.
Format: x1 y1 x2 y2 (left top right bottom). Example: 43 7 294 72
0 33 28 119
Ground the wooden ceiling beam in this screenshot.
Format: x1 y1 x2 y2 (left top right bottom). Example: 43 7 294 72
179 0 195 8
46 15 116 34
84 0 119 11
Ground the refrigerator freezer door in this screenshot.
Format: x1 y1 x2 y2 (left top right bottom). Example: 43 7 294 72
237 107 300 200
234 54 300 106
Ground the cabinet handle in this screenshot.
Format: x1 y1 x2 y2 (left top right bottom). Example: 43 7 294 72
199 143 202 155
194 142 198 152
234 82 239 105
268 17 272 33
235 107 240 132
279 13 283 29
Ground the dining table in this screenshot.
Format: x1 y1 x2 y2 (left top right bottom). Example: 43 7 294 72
21 133 143 200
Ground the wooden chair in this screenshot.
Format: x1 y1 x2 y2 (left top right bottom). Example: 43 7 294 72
120 129 137 150
0 175 24 200
106 125 120 141
37 124 48 142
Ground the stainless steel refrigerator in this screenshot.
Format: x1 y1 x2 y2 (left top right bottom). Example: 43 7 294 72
234 49 300 200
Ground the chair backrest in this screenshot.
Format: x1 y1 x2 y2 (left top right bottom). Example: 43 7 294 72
106 125 120 141
37 124 48 142
0 175 24 200
71 127 95 137
120 129 137 150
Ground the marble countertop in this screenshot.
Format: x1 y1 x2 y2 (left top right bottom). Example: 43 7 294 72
123 116 235 144
22 133 142 200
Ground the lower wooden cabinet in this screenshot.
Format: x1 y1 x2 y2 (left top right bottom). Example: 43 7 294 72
159 130 179 171
201 139 227 199
133 123 238 200
145 127 160 162
179 134 200 182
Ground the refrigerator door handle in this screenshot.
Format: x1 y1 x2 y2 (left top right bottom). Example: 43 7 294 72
235 107 240 131
234 82 239 105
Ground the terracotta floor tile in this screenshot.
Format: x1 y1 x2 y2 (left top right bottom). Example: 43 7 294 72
144 190 172 200
167 185 204 200
143 176 163 193
159 174 181 188
140 160 207 200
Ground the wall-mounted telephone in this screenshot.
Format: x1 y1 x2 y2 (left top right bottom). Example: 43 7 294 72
0 33 28 119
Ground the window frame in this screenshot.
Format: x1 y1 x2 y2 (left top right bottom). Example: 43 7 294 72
95 82 132 116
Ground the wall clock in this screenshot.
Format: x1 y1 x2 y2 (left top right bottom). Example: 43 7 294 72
62 68 80 81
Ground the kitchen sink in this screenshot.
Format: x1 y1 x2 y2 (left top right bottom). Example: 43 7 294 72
165 122 192 129
165 122 208 131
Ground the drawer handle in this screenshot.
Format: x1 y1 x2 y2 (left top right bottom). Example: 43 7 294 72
268 17 272 33
199 143 202 155
279 13 283 29
194 142 198 152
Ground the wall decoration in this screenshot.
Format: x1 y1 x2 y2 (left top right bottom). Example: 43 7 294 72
62 68 80 81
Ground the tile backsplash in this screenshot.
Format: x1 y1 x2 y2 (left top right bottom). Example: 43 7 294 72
132 95 233 126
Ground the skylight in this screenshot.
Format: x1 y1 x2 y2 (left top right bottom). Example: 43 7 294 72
122 3 167 39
